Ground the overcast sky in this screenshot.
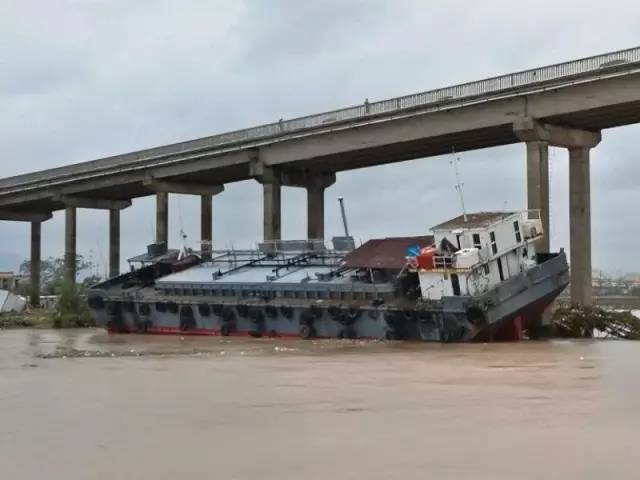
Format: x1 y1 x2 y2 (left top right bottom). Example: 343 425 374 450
1 0 639 276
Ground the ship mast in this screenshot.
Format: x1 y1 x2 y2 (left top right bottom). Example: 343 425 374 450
338 196 350 237
450 152 468 223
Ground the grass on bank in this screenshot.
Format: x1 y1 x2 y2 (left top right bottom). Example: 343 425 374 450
0 280 94 329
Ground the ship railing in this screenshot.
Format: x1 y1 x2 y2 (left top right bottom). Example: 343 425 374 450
259 239 327 254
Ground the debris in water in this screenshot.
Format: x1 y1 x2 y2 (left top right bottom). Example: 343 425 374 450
553 305 640 339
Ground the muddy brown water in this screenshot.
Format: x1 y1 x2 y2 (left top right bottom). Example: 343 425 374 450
0 328 638 479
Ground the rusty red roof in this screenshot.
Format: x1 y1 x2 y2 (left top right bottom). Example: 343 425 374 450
341 235 433 270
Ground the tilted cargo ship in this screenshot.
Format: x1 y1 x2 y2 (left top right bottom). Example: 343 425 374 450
88 210 569 342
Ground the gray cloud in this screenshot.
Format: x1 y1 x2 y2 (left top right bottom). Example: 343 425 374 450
1 0 640 275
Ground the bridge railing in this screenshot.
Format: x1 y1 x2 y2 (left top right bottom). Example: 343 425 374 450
2 46 640 191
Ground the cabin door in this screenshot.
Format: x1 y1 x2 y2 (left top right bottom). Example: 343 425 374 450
451 273 461 296
497 258 505 281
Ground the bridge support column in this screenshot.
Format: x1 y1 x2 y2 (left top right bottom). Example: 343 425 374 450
306 173 336 241
514 117 601 306
64 207 77 283
263 183 281 242
250 155 336 242
156 192 168 247
526 141 550 253
201 195 213 260
569 147 592 306
307 185 325 241
109 209 120 278
30 221 41 307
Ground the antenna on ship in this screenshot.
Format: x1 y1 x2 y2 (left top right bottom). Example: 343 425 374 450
338 196 350 237
449 150 468 222
178 229 188 260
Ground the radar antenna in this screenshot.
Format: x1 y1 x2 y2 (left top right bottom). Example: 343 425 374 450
449 151 468 222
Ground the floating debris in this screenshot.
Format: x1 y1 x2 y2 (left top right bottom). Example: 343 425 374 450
553 305 640 339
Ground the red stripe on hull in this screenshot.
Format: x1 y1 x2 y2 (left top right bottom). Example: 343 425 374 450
106 326 308 339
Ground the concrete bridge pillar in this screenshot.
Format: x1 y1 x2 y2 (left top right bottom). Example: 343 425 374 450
30 221 41 307
306 173 336 241
250 156 336 242
156 192 168 247
55 196 131 280
307 185 324 241
109 209 120 278
144 179 224 255
569 147 592 306
201 195 213 260
514 117 601 306
64 207 77 283
525 141 550 253
263 183 282 241
0 212 51 306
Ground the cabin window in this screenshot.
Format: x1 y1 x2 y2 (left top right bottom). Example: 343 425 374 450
513 221 522 243
483 264 490 275
473 233 481 249
490 231 498 254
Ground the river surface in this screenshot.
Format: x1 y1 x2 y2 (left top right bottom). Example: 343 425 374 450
0 329 638 479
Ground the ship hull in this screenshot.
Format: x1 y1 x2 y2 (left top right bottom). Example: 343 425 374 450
88 252 569 343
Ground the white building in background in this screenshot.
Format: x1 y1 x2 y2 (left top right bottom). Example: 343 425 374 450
0 272 28 293
0 289 26 313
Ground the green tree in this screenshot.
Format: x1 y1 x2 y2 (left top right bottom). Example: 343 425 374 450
54 280 94 328
18 255 98 295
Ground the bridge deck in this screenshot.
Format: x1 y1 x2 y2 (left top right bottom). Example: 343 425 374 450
2 46 640 212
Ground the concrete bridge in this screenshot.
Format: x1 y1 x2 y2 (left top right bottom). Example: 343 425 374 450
2 46 640 309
